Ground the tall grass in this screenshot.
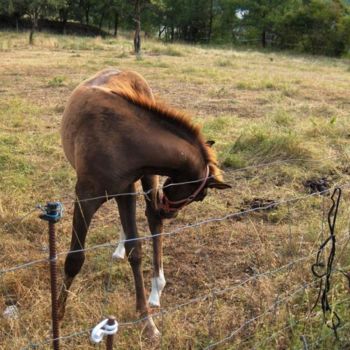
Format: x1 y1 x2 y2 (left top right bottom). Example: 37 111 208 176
0 30 350 349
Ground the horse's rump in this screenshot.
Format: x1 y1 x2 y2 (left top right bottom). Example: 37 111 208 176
61 68 154 170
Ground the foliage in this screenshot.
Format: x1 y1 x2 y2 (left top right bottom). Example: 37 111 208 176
0 0 349 56
276 0 350 56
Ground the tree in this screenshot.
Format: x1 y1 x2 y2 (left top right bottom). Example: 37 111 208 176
277 0 350 56
133 0 153 54
23 0 64 44
58 0 75 34
0 0 28 31
151 0 218 42
232 0 294 47
134 0 141 53
107 0 133 36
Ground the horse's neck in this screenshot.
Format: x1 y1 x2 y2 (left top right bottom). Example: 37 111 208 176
138 111 205 181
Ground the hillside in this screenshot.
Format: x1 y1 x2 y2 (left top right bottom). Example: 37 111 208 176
0 32 350 349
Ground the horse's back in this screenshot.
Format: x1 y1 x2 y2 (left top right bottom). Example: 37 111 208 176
83 68 154 100
61 68 154 169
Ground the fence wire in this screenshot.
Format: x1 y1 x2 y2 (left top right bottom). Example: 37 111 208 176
1 180 349 276
1 160 350 350
15 231 350 349
0 155 338 229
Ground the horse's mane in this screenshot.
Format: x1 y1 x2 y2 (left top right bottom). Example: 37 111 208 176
110 82 223 181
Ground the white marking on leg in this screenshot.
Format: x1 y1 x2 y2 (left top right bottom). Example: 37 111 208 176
112 228 126 260
148 268 166 307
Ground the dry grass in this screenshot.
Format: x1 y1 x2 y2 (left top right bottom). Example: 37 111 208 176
1 31 350 349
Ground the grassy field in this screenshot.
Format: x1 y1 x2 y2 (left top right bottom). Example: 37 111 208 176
0 31 350 350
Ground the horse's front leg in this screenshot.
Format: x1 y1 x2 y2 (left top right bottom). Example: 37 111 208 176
148 221 165 308
58 181 104 320
112 226 126 259
116 184 160 338
141 176 166 308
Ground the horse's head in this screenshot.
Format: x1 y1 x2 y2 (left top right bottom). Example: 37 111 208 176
158 141 231 219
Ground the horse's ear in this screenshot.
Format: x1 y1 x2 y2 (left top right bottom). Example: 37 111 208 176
206 140 215 147
207 177 231 190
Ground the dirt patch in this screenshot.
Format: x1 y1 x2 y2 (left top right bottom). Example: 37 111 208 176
303 177 330 195
241 198 278 212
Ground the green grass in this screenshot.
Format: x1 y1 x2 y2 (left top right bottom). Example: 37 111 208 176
228 129 310 164
48 76 66 87
146 44 185 56
0 30 350 350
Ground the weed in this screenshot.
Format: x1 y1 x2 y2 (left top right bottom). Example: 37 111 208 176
150 45 184 56
117 51 129 58
48 76 66 87
215 58 235 67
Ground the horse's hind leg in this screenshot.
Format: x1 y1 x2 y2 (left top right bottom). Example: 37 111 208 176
116 183 160 337
141 175 166 308
58 181 105 320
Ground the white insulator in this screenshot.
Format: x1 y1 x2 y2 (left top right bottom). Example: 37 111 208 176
90 318 118 344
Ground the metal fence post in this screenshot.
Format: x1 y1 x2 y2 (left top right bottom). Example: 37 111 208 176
106 316 117 350
39 202 63 350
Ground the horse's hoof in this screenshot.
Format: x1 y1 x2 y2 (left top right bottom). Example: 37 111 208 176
143 316 161 340
144 326 161 340
150 327 161 340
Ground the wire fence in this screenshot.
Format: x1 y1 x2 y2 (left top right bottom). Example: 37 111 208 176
1 159 350 349
1 180 349 275
0 156 338 225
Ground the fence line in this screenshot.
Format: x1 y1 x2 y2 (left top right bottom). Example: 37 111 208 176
19 276 314 349
18 235 350 350
1 155 338 229
4 186 350 348
2 181 349 276
39 155 342 206
20 266 350 350
2 162 350 349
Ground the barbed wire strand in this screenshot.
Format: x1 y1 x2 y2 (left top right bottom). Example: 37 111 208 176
45 156 342 206
55 181 350 255
19 274 311 349
18 232 350 350
2 157 338 221
2 182 350 276
2 207 40 230
0 155 340 231
27 237 350 348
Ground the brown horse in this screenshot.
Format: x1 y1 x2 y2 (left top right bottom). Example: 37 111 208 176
58 68 231 337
